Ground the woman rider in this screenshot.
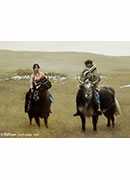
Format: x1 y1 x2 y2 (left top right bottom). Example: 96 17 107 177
26 64 53 112
30 64 47 92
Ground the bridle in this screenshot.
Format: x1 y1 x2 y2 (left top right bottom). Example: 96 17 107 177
79 79 93 102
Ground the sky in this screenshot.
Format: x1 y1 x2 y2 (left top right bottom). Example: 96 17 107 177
0 41 130 56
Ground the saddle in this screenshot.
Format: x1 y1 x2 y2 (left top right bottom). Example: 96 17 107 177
32 78 52 102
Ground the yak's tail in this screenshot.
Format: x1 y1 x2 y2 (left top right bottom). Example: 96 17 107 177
114 97 121 116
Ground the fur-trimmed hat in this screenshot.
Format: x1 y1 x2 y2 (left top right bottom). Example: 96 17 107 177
84 59 93 66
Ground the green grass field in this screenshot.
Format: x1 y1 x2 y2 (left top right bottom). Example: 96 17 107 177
0 50 130 137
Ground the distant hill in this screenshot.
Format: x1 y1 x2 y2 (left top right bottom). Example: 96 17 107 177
0 49 130 76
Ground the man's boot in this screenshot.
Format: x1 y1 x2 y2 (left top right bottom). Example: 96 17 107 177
73 108 80 116
73 112 80 116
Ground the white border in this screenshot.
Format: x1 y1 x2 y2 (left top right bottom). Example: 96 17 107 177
0 139 129 180
0 0 130 180
0 0 130 40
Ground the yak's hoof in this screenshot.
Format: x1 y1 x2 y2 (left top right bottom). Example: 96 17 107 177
82 128 86 132
37 124 40 128
107 124 110 127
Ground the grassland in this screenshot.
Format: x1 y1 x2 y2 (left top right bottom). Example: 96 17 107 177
0 50 130 137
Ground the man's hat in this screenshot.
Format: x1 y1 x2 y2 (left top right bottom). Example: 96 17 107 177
84 59 93 66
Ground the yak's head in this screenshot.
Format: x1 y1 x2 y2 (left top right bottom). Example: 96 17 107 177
79 79 94 102
77 79 95 116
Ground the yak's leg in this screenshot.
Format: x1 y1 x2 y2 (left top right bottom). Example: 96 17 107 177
44 116 48 128
80 114 86 132
35 117 40 127
107 117 111 127
92 115 98 131
104 113 111 127
111 115 115 128
28 114 33 125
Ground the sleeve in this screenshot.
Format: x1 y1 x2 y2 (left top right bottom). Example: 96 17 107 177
92 70 101 85
80 70 87 82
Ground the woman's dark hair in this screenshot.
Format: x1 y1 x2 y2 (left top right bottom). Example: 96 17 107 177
84 59 93 66
33 64 40 70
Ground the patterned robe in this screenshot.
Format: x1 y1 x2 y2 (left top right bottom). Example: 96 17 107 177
80 64 101 88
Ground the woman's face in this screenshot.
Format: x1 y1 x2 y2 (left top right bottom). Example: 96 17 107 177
33 66 40 73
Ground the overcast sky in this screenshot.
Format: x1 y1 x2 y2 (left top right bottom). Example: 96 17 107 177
0 41 130 56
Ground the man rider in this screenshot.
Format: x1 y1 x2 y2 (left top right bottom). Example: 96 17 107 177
74 59 102 116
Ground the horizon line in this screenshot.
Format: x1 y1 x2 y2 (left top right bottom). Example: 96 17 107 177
0 48 130 57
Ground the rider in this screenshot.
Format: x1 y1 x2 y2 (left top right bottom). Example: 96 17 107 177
26 64 52 112
30 64 47 92
74 59 101 116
